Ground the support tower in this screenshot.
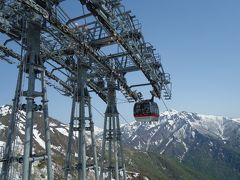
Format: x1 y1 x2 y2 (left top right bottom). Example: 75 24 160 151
0 20 53 180
100 80 126 180
64 63 99 180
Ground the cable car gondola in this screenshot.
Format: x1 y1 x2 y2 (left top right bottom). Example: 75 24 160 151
133 100 159 122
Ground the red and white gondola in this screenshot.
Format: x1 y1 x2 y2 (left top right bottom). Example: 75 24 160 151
133 100 159 122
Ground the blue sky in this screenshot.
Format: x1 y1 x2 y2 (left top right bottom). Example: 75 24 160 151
122 0 240 116
0 0 240 127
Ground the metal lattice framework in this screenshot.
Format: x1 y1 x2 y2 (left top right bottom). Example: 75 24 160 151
0 0 171 179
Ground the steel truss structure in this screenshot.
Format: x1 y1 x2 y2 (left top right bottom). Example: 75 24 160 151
0 0 171 179
100 80 126 180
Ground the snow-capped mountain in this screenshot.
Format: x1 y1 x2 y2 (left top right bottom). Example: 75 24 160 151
0 105 105 179
0 105 73 154
0 105 146 180
1 104 240 179
121 110 240 179
0 105 78 179
121 110 240 159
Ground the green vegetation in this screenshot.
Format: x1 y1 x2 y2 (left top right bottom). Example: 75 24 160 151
125 149 205 180
124 145 240 180
183 143 240 180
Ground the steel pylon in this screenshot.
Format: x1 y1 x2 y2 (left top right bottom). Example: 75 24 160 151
64 63 99 180
0 22 53 180
100 80 126 180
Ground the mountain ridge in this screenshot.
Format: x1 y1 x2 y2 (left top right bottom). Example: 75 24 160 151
1 104 240 179
120 109 240 179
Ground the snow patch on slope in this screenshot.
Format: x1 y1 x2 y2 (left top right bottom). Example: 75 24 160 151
190 114 227 140
56 127 68 137
33 129 45 149
0 105 12 116
233 118 240 123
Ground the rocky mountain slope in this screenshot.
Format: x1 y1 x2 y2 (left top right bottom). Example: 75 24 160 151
0 105 144 179
0 105 75 179
1 105 240 179
121 110 240 179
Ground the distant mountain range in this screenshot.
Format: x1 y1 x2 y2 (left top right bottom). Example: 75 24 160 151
0 105 240 179
121 110 240 179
